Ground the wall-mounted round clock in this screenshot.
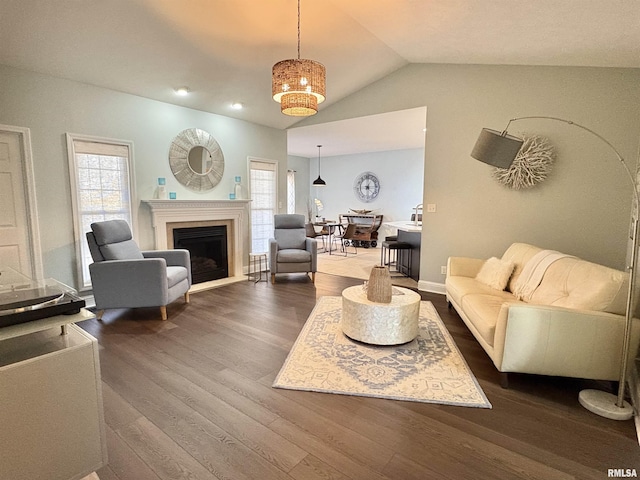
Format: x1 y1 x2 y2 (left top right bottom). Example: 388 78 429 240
353 171 380 203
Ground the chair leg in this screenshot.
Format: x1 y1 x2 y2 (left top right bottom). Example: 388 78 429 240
311 272 316 283
184 292 190 303
95 309 104 321
342 239 357 256
500 372 509 389
271 273 276 284
160 306 168 321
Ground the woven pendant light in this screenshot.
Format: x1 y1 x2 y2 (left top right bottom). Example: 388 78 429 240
272 0 325 116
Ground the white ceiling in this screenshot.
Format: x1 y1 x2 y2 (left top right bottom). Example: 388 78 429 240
287 107 427 158
1 0 638 155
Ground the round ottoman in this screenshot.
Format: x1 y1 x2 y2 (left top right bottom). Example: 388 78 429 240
341 285 420 345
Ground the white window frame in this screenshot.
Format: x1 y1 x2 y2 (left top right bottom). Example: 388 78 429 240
248 157 278 254
66 133 137 292
287 169 296 214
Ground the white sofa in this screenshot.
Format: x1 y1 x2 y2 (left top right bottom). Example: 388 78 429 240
445 242 640 387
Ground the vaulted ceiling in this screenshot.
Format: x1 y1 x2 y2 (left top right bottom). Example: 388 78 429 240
1 0 638 135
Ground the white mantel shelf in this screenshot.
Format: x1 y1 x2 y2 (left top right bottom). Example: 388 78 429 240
144 199 251 211
143 199 251 285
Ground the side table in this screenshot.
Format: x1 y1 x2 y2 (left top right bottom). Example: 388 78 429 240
341 285 420 345
0 309 107 480
248 252 268 283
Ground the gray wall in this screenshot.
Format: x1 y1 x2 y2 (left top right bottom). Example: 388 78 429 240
3 62 640 292
0 64 287 289
296 63 640 289
309 149 424 231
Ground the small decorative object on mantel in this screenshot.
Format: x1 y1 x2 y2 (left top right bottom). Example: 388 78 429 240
156 177 167 199
234 176 243 199
367 265 392 303
492 133 556 190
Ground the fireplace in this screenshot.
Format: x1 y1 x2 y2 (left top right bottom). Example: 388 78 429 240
144 199 251 290
173 226 228 284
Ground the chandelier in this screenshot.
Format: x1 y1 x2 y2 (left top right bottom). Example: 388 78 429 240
272 0 326 116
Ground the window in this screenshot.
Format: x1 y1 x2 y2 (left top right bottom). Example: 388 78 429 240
67 134 135 290
287 170 296 214
249 158 277 253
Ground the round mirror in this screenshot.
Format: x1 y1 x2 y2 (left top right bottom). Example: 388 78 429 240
169 128 224 192
187 146 213 174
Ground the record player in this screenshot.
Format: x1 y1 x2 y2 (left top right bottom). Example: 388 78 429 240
0 267 85 328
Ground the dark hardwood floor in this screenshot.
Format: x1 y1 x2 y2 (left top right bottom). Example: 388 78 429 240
78 273 640 480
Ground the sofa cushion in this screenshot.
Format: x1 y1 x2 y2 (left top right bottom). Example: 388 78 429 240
529 257 628 314
91 219 144 261
277 249 312 263
275 228 306 250
166 266 189 288
461 294 514 347
100 241 144 261
274 214 307 250
446 276 514 307
501 243 543 293
92 219 133 244
475 257 515 291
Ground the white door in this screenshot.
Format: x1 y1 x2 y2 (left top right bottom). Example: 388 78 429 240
0 130 34 276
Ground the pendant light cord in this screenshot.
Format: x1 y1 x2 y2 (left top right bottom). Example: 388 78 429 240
297 0 301 60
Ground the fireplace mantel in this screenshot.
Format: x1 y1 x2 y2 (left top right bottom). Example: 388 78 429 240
143 199 251 286
144 199 251 217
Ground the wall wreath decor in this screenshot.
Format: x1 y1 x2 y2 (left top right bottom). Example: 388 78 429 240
492 133 555 190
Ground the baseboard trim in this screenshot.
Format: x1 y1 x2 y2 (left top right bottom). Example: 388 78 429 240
418 280 446 295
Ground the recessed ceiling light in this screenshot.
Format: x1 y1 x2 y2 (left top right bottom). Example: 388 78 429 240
231 102 243 110
175 87 190 96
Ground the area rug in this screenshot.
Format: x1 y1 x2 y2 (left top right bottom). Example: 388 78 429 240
273 296 491 408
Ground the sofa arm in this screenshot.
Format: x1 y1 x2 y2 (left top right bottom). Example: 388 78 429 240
143 249 192 285
143 249 189 267
493 303 640 380
305 238 318 271
89 258 168 309
447 256 485 278
268 239 278 272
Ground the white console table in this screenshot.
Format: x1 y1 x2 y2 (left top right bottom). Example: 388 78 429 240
0 309 107 480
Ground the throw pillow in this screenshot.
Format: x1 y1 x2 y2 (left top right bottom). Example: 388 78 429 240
475 257 516 291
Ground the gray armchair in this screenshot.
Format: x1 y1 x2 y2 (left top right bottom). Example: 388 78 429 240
269 214 317 284
86 219 191 320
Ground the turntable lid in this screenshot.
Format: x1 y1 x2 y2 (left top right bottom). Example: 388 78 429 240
0 267 75 316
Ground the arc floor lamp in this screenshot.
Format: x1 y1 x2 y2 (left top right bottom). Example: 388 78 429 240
471 116 639 421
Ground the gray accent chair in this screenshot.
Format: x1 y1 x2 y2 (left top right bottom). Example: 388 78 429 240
269 214 317 284
86 219 191 320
